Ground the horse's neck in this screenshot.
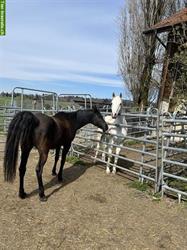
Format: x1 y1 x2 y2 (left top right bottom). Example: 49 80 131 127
75 110 93 130
106 114 127 135
105 114 125 125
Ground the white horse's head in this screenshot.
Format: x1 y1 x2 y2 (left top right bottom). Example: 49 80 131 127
111 93 123 118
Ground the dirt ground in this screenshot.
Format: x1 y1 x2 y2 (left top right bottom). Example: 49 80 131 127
0 150 187 250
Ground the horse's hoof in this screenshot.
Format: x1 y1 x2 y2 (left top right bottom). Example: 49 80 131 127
106 168 110 174
58 176 63 182
39 195 47 202
52 171 57 176
112 170 116 174
19 192 27 199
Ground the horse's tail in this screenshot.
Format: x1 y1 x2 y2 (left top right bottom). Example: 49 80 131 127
4 111 39 182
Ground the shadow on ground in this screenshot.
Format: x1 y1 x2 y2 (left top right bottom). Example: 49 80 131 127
28 162 93 200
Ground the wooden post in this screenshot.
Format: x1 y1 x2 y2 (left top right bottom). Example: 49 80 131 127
157 30 180 113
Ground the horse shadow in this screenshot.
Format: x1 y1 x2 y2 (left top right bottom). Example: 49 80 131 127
117 156 134 169
95 153 134 170
28 161 92 200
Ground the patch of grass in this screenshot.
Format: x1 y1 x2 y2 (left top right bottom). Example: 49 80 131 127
128 180 149 192
124 140 139 146
182 201 187 208
128 181 162 202
0 96 11 106
152 192 162 202
66 155 85 165
168 179 187 192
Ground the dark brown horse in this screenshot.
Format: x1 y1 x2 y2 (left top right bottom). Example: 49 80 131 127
3 106 108 201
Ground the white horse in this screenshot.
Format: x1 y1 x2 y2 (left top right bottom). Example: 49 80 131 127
94 93 128 174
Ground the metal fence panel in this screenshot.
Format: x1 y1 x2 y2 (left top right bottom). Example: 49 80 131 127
1 89 187 202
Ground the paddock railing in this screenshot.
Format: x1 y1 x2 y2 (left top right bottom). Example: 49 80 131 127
161 117 187 202
1 88 187 202
72 110 161 193
72 110 187 202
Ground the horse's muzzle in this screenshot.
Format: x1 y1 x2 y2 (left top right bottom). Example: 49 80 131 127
112 113 118 119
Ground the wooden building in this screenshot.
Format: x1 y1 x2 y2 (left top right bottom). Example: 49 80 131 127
144 8 187 112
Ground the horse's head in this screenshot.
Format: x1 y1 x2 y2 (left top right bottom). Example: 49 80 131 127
92 106 108 132
111 93 123 119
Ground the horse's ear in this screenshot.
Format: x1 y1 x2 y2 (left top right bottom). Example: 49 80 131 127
112 92 115 98
120 93 122 98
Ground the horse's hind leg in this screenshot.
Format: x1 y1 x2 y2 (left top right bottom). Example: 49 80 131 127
58 144 71 182
36 150 48 201
19 147 32 199
52 146 61 176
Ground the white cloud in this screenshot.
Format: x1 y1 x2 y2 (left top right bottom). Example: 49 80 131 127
0 0 125 94
1 66 122 87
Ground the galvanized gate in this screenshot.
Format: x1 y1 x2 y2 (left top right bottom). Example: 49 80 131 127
72 109 161 191
1 87 187 202
161 116 187 202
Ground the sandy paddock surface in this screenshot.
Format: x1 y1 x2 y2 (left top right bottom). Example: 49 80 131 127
0 150 187 250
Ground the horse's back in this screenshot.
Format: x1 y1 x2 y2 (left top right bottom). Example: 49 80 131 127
33 113 59 149
34 113 55 131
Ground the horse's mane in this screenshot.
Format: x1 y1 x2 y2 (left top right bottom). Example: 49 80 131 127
54 109 95 119
53 111 78 120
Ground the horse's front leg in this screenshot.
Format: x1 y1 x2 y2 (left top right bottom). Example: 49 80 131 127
101 137 107 162
112 145 121 174
36 150 49 201
94 133 103 163
94 141 100 163
106 141 113 174
58 144 71 182
52 146 61 176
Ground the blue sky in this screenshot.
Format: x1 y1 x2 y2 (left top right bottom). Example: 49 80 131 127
0 0 129 99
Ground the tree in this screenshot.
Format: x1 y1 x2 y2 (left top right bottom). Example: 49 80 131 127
118 0 185 109
169 43 187 110
119 0 144 104
138 1 171 110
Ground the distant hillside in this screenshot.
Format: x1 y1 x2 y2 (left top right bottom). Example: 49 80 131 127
0 92 133 110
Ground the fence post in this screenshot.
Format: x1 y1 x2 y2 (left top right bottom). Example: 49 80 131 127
155 111 161 192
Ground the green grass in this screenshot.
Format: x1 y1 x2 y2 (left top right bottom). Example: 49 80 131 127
66 155 85 165
128 180 162 202
128 180 149 192
168 179 187 192
124 140 139 146
0 96 11 106
152 192 162 202
182 201 187 208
